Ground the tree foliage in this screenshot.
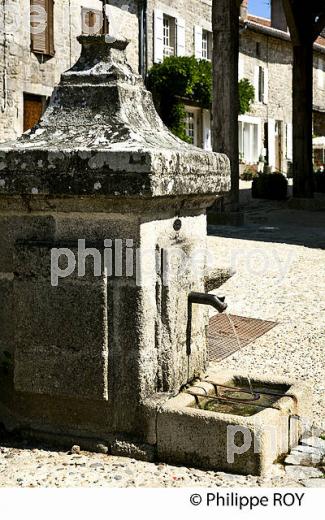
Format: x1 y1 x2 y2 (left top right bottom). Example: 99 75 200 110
147 56 255 141
238 78 255 115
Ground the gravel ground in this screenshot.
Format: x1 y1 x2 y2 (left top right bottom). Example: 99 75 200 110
0 200 324 488
208 202 325 428
0 443 313 488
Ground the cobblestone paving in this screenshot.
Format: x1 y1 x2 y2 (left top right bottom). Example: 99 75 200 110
0 442 319 488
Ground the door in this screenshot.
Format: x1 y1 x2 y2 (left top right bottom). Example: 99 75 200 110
23 93 44 132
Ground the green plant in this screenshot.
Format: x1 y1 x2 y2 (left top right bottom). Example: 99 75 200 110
241 164 258 181
239 78 255 115
147 57 254 141
252 173 288 200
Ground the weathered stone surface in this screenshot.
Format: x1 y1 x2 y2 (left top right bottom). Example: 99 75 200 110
293 444 324 455
157 369 312 476
302 478 325 488
285 451 322 467
0 34 230 447
285 465 323 479
110 440 156 462
0 36 230 198
70 445 81 455
302 437 325 452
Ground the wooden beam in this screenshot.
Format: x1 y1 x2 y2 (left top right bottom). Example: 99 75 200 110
292 43 314 198
282 0 301 45
212 0 240 209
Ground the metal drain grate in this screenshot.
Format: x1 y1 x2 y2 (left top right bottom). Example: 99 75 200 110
208 314 277 362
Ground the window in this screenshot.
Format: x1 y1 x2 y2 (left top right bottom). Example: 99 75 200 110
23 93 46 132
256 42 261 58
202 30 212 61
185 108 202 147
30 0 54 56
185 112 195 144
154 10 185 63
163 15 176 58
81 8 108 36
238 121 259 163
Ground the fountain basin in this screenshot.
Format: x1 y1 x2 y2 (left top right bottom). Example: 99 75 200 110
156 369 312 476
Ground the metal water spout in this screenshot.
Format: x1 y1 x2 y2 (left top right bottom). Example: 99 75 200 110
188 292 227 313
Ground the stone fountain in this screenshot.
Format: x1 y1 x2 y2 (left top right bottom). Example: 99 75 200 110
0 36 310 474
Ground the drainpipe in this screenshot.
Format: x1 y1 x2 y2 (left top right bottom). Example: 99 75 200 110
139 0 147 78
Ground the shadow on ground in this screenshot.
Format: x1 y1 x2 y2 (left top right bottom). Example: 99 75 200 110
209 185 325 250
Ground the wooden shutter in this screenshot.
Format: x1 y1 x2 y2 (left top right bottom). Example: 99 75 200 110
176 17 186 56
264 67 269 104
47 0 54 56
154 9 164 63
30 0 54 56
82 8 107 35
258 66 265 103
30 0 46 54
268 119 276 169
238 54 244 80
254 65 259 102
203 109 212 151
286 122 293 161
194 26 203 59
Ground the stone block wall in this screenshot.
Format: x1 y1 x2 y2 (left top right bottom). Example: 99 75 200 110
0 0 139 142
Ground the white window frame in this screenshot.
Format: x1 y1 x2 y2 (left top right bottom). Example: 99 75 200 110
163 14 176 58
238 115 262 164
184 107 201 147
202 30 212 61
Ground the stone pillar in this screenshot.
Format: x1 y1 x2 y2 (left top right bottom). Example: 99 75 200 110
0 36 230 444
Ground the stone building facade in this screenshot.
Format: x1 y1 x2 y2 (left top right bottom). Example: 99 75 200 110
0 0 138 142
1 0 325 173
142 0 325 173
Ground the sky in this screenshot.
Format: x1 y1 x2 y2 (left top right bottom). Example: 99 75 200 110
248 0 271 19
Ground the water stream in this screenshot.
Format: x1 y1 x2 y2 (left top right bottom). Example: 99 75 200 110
224 312 254 396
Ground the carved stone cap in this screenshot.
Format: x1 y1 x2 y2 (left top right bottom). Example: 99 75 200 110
77 34 130 50
0 35 230 199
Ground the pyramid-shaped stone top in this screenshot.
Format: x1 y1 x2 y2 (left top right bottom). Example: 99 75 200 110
0 35 230 198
